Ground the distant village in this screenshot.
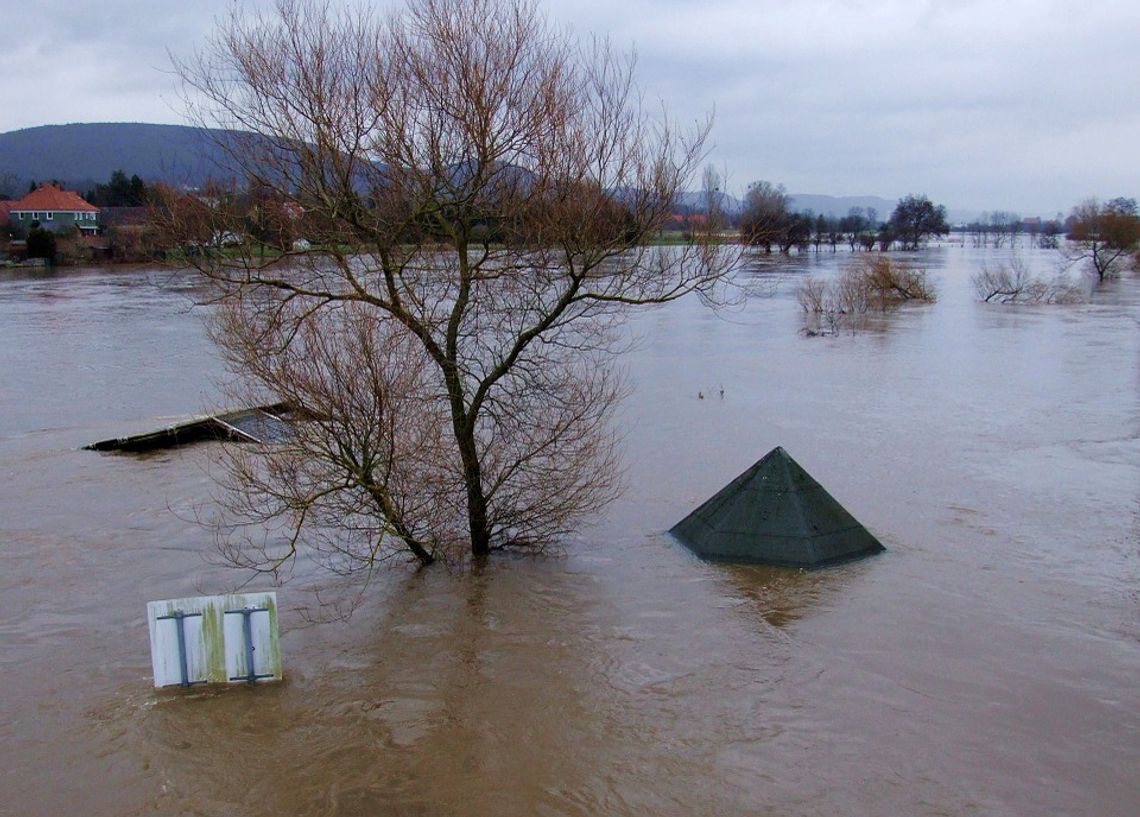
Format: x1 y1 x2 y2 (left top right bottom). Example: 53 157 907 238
0 173 312 266
0 175 155 266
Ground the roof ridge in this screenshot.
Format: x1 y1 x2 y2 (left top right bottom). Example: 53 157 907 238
777 450 817 564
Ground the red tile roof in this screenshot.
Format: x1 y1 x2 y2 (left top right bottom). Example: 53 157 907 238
10 184 99 213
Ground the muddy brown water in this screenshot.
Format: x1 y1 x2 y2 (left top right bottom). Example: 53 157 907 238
1 247 1137 816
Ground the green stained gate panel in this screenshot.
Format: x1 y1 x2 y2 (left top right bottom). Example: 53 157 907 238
670 447 885 569
147 592 282 689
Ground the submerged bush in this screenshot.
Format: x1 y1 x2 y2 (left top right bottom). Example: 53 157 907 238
796 255 935 335
972 257 1085 304
856 255 936 305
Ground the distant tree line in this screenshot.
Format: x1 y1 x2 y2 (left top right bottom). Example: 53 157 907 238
732 182 1140 284
738 183 949 253
9 162 1138 285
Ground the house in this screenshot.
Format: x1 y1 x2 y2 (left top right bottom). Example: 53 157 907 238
7 183 100 235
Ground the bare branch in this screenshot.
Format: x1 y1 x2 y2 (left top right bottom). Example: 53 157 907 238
166 0 738 570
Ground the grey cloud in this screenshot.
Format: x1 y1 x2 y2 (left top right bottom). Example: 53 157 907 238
2 0 1137 214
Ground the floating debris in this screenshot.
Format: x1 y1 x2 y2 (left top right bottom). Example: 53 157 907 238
84 402 295 452
670 446 885 569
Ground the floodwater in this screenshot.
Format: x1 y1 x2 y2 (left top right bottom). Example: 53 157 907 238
1 246 1137 817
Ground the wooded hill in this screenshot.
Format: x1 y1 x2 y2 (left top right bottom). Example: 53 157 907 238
0 123 236 198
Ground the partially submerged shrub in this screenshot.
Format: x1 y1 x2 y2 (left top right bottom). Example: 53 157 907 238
855 255 936 306
795 276 827 314
972 257 1086 304
796 255 935 335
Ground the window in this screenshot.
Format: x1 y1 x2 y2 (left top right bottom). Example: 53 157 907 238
45 212 53 221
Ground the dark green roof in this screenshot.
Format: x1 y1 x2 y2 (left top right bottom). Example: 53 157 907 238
670 446 884 569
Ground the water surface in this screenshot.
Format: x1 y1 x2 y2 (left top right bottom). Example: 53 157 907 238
0 248 1136 816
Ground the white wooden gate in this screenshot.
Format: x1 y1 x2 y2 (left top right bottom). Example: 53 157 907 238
146 593 282 688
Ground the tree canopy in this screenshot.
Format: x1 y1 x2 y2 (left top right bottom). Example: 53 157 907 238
86 170 149 207
738 180 812 253
1064 197 1140 281
888 194 949 250
165 0 735 573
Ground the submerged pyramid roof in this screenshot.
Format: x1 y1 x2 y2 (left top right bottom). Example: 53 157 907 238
670 446 884 569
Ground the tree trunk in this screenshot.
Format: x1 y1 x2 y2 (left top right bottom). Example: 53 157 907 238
442 356 493 558
455 422 492 558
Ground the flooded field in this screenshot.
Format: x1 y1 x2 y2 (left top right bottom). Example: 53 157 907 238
1 245 1137 816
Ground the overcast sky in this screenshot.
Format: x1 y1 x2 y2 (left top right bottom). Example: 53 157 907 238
2 0 1137 215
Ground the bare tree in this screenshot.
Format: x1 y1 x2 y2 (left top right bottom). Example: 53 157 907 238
855 255 936 304
795 276 827 314
795 255 935 335
210 298 450 570
972 256 1085 305
1063 197 1140 281
888 194 949 250
739 180 790 252
164 0 735 570
982 211 1020 249
972 258 1045 303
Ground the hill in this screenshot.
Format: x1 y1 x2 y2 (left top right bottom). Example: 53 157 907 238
786 193 898 219
0 122 238 196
